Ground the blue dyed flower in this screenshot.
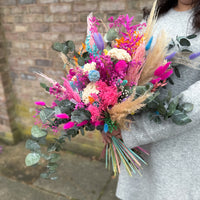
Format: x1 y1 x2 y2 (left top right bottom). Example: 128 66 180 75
88 70 100 82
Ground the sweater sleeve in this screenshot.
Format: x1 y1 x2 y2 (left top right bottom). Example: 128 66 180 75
121 80 200 149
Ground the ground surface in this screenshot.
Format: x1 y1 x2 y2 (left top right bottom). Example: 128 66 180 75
0 141 119 200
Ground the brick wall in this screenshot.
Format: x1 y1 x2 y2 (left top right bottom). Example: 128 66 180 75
0 0 154 154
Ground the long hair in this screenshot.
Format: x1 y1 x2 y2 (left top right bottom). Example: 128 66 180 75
143 0 200 32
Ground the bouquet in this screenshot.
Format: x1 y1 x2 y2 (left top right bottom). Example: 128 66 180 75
25 0 195 179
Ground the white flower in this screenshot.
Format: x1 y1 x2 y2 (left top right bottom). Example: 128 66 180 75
107 48 131 62
82 82 99 104
83 62 96 73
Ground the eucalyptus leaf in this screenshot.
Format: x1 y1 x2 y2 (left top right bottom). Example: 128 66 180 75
25 139 40 151
187 34 197 39
31 125 47 139
171 110 192 125
54 106 62 115
39 108 54 123
47 163 58 171
167 102 177 116
174 67 180 78
66 40 75 51
25 153 40 166
40 82 49 92
52 42 65 52
40 173 49 179
80 128 85 136
71 109 91 123
181 103 193 113
105 28 118 42
62 45 69 54
50 153 60 163
179 38 190 46
78 57 85 66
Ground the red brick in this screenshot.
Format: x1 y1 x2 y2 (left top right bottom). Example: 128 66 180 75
18 0 36 4
38 0 58 3
14 25 28 32
50 24 71 32
41 33 59 41
22 14 44 23
73 23 87 33
53 15 67 23
100 1 126 11
74 2 97 12
2 24 14 32
10 6 27 14
63 33 85 42
44 14 54 22
13 41 30 49
5 33 22 41
28 6 48 13
35 59 52 66
29 23 49 32
0 0 16 6
50 4 71 13
23 32 41 40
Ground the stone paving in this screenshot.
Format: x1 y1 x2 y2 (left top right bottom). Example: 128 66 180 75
0 141 119 200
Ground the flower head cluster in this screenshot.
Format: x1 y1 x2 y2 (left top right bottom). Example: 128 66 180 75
82 82 99 104
107 48 131 62
83 62 96 73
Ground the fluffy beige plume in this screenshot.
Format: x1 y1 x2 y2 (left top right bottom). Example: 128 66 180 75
108 92 150 129
172 52 200 70
138 30 169 86
144 0 158 43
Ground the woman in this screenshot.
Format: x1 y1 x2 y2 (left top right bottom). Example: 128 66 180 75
116 0 200 199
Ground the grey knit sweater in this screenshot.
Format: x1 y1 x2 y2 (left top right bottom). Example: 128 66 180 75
116 8 200 200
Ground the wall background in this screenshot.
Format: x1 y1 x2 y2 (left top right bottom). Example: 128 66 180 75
0 0 154 155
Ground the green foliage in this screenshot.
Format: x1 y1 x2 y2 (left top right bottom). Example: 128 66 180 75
31 125 47 139
40 82 49 92
71 109 91 123
25 139 40 152
105 28 118 42
25 153 40 166
146 91 193 125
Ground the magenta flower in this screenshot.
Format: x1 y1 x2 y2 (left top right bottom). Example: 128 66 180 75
160 70 173 80
150 78 161 84
77 120 88 127
63 121 74 129
35 101 46 106
115 60 128 76
108 16 114 22
154 62 171 77
55 113 69 119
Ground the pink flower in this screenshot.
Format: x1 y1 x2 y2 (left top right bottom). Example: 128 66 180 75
77 120 88 127
150 78 161 84
35 101 46 106
63 121 74 129
55 113 69 119
115 60 128 76
88 105 101 122
154 62 171 77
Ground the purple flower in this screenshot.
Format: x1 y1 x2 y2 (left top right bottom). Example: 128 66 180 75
0 146 2 153
93 32 104 51
189 51 200 60
165 52 176 60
